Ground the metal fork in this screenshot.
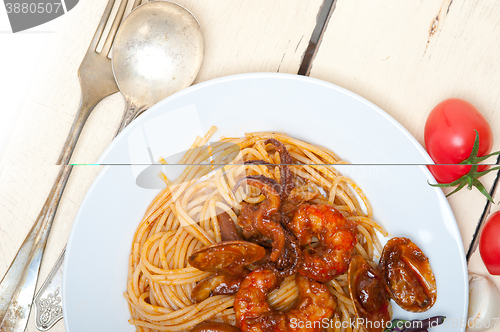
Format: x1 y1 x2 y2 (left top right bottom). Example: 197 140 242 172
0 0 141 330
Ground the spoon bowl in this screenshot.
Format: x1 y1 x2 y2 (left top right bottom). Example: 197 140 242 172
112 1 204 134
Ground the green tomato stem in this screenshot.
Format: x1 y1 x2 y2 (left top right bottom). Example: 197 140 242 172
429 130 499 203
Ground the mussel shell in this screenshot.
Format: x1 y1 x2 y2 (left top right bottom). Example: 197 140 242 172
188 241 266 276
348 255 392 332
191 273 244 302
380 237 437 312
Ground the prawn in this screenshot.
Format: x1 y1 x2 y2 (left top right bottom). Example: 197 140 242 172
286 204 358 282
234 268 336 332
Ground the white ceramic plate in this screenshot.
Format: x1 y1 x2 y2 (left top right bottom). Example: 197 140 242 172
63 73 467 332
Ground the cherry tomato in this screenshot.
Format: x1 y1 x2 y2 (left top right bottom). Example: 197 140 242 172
479 211 500 275
424 98 493 183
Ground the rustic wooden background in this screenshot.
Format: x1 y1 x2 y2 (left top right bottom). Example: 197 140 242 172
1 0 499 331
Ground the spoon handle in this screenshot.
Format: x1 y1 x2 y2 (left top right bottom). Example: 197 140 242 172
115 98 148 136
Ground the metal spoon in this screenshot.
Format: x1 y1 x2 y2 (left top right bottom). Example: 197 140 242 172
31 3 204 329
112 0 204 134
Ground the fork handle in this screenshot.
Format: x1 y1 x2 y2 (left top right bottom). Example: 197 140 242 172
0 95 99 331
56 91 103 165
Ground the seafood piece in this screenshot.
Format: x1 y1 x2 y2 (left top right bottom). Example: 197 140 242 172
244 159 272 167
256 227 301 279
188 241 266 277
264 138 294 199
380 237 437 312
235 176 286 262
191 273 244 302
234 268 336 332
348 255 392 332
190 322 241 332
218 211 243 241
243 138 294 199
286 204 358 282
279 185 319 216
273 228 300 278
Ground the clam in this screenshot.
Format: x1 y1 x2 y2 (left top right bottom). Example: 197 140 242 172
348 255 392 332
379 237 437 312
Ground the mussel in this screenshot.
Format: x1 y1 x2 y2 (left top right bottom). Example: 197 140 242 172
348 255 392 332
188 241 266 277
188 241 266 302
191 273 244 302
348 237 437 331
380 237 437 312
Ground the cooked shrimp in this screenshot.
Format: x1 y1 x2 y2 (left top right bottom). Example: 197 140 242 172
234 268 336 332
286 204 358 282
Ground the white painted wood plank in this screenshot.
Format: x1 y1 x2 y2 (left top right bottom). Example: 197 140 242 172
311 0 500 326
1 0 323 166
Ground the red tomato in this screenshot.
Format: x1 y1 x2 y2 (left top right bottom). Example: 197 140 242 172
424 98 493 183
479 211 500 275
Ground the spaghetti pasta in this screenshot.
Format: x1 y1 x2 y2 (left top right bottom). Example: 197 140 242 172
125 127 387 332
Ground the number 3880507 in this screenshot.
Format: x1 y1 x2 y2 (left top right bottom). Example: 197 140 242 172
5 2 62 14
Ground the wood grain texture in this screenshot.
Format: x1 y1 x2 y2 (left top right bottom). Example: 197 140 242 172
3 0 500 330
310 0 500 325
309 0 500 247
311 0 500 151
1 0 324 167
0 165 101 332
0 0 323 331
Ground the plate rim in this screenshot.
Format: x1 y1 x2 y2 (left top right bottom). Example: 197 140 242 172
99 72 433 165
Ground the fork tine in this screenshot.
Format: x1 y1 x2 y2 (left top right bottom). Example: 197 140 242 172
88 0 117 51
101 0 130 56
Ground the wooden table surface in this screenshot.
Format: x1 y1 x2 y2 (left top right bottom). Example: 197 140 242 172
1 0 499 331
